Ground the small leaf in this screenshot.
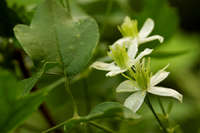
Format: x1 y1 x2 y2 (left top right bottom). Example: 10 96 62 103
88 102 139 119
18 63 47 96
0 68 64 133
47 102 139 133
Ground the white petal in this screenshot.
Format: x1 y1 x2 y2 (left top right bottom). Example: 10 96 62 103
139 35 164 44
91 61 118 71
139 18 154 38
112 37 132 48
135 48 153 63
124 91 146 112
151 65 169 86
106 68 126 77
148 86 183 102
116 80 140 93
127 39 138 60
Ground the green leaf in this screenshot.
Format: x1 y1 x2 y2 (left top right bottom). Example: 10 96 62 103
43 102 139 133
89 102 139 119
18 63 47 96
14 0 99 75
134 0 179 41
6 0 41 7
0 68 65 133
151 32 200 72
150 50 188 59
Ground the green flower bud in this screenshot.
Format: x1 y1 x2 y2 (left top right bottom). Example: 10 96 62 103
118 16 138 37
108 44 129 69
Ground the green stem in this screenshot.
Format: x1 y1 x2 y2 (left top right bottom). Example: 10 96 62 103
65 0 71 16
45 77 65 92
128 68 136 79
89 121 115 133
146 95 168 133
83 78 91 113
121 73 133 81
101 0 113 34
158 97 167 116
42 119 70 133
64 75 79 117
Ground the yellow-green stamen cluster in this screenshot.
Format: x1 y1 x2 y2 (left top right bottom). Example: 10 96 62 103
108 44 129 69
118 16 138 37
133 58 151 90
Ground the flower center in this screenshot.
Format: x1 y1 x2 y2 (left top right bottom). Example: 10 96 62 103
118 16 138 38
134 58 151 90
108 44 130 69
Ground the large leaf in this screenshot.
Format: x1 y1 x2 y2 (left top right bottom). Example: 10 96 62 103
14 0 99 75
0 68 65 133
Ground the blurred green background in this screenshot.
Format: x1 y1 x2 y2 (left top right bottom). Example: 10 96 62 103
0 0 200 133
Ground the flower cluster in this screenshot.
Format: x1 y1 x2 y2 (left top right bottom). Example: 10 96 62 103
91 17 182 113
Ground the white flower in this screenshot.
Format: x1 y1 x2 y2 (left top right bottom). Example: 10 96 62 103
116 63 183 113
118 16 164 45
91 42 153 77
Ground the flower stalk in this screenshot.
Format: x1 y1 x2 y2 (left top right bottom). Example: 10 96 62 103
88 121 115 133
145 95 168 133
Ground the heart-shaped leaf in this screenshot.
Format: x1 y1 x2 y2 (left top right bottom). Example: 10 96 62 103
14 0 99 75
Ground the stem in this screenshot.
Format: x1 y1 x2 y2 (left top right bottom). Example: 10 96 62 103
42 119 69 133
158 97 167 116
64 75 79 117
158 97 171 129
128 68 136 79
45 77 65 92
121 73 133 81
63 0 71 16
43 117 84 133
101 0 113 34
146 95 168 133
83 78 91 113
89 121 115 133
83 78 92 133
14 49 63 133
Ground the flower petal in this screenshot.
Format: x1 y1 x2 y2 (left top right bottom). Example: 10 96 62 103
139 18 154 38
116 80 140 93
112 37 132 48
106 68 126 77
135 48 153 63
139 35 164 44
127 39 138 60
91 61 118 71
150 65 169 86
148 86 183 102
124 91 146 112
